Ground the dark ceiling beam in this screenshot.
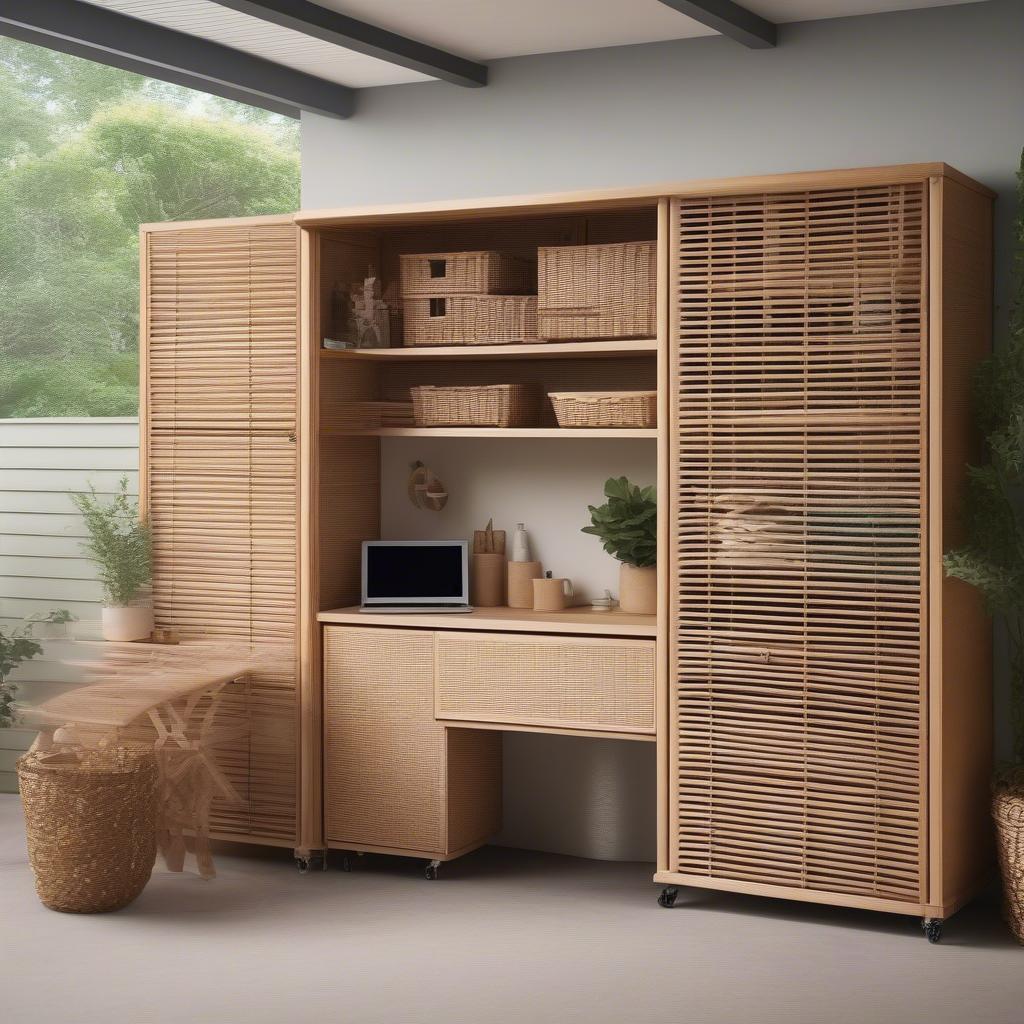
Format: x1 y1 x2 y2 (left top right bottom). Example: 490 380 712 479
656 0 777 49
0 0 355 119
207 0 488 88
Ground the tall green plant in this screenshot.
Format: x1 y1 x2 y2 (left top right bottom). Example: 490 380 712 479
71 476 152 607
944 150 1024 768
582 477 657 568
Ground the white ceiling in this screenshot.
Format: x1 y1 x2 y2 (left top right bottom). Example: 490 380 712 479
85 1 988 89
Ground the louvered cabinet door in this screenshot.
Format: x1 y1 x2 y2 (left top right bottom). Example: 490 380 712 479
141 219 300 845
668 185 927 906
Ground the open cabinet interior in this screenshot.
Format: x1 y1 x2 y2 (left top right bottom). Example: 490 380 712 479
312 202 663 623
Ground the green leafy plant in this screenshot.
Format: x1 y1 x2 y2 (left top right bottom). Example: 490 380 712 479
71 476 152 607
26 609 76 626
582 477 657 568
0 626 42 728
944 150 1024 769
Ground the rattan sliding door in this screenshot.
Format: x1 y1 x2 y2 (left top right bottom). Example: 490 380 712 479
141 218 300 845
668 185 927 905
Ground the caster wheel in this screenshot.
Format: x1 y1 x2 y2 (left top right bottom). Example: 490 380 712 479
295 857 311 875
339 853 353 873
658 886 679 909
424 861 440 881
922 918 942 944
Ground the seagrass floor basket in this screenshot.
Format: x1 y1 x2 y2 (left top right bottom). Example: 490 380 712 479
18 746 159 913
993 783 1024 943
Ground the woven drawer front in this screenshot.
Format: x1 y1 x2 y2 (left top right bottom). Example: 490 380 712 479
400 251 533 296
435 632 655 734
145 223 299 431
323 627 446 854
147 429 298 842
538 241 656 339
670 184 926 903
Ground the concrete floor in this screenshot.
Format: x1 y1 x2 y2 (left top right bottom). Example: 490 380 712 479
2 795 1023 1024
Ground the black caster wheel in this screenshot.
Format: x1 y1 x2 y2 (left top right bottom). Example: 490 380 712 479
295 856 311 875
658 886 679 909
922 918 942 944
424 861 441 881
339 853 352 873
295 852 327 874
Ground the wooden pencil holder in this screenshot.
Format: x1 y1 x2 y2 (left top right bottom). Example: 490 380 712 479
471 553 506 607
506 560 543 609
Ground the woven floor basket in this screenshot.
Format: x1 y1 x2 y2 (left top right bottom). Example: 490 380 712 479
993 783 1024 943
18 747 159 913
549 391 657 428
411 384 541 427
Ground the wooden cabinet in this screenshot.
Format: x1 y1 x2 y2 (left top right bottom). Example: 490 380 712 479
659 176 993 918
140 217 301 846
323 626 501 858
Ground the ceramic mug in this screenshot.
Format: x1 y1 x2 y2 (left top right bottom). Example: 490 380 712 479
532 577 574 612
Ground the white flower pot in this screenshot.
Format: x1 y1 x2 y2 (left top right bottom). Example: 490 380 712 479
619 563 657 614
101 606 154 643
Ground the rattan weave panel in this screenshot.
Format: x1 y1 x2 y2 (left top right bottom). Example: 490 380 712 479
435 632 655 733
146 225 298 432
670 185 926 902
324 627 446 853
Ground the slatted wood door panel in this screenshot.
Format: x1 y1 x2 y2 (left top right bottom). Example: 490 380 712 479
145 221 299 432
669 185 927 905
147 430 298 842
142 219 300 845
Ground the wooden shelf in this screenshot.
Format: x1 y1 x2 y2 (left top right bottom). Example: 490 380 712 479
324 427 656 439
318 605 658 638
320 338 657 361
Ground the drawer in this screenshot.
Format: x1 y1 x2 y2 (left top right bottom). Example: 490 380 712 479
434 632 655 735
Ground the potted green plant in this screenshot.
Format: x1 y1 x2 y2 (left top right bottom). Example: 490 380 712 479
943 150 1024 942
1 625 42 729
72 477 153 642
582 476 657 614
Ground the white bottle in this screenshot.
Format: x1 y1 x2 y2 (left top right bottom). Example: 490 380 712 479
511 523 531 562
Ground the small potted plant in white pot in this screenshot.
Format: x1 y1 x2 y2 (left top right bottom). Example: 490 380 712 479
72 477 153 642
582 476 657 614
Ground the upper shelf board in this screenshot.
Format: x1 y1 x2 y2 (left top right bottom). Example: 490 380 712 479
321 339 658 361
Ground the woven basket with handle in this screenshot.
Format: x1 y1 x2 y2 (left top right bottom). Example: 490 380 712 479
994 782 1024 943
18 746 159 913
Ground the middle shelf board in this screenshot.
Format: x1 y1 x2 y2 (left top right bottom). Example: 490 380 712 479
318 605 658 638
321 338 658 361
323 427 657 439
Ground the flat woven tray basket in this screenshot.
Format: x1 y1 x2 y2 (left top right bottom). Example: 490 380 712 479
412 384 541 428
549 391 657 428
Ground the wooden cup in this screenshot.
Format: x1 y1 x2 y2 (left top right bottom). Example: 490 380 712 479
506 560 543 609
471 553 505 607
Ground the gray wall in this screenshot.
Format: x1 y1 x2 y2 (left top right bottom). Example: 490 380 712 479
302 0 1024 861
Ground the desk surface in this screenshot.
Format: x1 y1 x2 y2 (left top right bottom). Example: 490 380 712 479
317 605 658 638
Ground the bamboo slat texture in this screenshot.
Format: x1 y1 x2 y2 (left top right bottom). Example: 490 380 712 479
670 184 926 903
146 225 299 432
143 220 301 845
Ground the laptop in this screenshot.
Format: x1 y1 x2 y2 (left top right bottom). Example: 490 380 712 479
360 540 473 613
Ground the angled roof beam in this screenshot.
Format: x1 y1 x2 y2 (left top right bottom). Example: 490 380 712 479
0 0 355 119
207 0 488 88
656 0 777 49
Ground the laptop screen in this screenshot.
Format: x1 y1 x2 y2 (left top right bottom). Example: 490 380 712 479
362 541 468 604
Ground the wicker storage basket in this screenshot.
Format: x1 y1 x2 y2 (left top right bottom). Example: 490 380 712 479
400 251 534 297
538 241 656 339
993 783 1024 943
549 391 657 428
403 294 537 347
18 746 159 913
411 384 541 428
